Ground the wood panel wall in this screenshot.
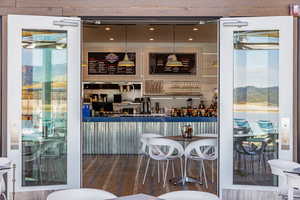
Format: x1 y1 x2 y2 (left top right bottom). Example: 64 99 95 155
0 0 299 17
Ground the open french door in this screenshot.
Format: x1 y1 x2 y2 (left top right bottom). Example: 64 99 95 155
219 16 294 196
7 15 81 193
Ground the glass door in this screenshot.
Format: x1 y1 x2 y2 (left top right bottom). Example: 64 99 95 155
219 17 294 192
7 15 81 192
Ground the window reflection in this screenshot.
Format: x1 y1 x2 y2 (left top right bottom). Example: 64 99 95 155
233 30 279 186
22 30 67 186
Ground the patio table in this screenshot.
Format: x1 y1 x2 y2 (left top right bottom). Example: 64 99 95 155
284 168 300 175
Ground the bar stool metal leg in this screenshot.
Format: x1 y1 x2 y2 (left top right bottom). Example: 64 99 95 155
137 155 144 176
157 161 160 183
171 161 175 178
211 160 214 183
201 160 208 189
184 158 187 185
163 160 169 187
151 160 155 177
143 158 151 184
162 161 165 179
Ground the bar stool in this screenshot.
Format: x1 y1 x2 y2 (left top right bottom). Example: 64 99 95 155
137 133 161 178
158 190 219 200
184 138 217 188
0 158 12 200
47 188 117 200
143 138 184 187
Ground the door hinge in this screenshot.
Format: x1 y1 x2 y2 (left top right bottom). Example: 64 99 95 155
53 19 80 27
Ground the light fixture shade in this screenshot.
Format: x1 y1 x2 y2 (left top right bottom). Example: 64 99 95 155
166 54 183 67
118 53 135 67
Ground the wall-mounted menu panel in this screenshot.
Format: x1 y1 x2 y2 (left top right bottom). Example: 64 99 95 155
201 52 218 77
88 52 136 75
149 53 196 75
144 80 164 95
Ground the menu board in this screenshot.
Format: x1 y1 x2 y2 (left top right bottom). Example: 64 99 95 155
88 52 136 75
149 53 196 75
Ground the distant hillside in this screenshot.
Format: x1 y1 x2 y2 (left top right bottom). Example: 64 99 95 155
234 86 278 106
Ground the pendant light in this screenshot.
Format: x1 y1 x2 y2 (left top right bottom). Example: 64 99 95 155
118 25 135 67
166 25 183 67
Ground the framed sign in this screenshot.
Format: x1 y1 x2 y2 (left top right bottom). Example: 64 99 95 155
88 52 136 75
149 53 196 75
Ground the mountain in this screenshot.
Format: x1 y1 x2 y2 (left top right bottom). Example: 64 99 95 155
234 86 278 106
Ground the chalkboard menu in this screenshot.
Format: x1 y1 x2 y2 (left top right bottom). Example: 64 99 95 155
88 52 136 75
149 53 196 75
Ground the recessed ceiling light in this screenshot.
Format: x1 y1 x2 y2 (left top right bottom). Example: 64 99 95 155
105 27 111 31
149 38 154 41
188 38 194 41
193 27 199 31
94 20 101 25
149 27 155 31
109 38 114 41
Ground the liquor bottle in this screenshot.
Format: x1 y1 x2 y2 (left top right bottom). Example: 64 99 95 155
199 101 206 117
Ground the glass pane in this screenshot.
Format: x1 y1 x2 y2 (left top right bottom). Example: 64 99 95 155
233 30 279 186
21 30 67 186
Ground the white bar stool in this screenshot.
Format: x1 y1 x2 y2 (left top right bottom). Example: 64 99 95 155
0 157 15 200
184 138 218 188
143 138 184 187
137 133 161 179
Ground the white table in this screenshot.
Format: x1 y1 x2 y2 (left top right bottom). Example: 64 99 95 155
110 193 163 200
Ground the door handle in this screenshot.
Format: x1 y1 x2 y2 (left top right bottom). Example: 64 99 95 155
10 123 19 150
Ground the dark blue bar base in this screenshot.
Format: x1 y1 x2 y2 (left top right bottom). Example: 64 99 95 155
83 116 217 122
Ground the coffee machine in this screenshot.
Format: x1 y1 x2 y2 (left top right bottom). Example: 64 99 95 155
141 97 151 114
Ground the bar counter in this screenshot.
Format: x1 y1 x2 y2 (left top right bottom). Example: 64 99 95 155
83 116 218 155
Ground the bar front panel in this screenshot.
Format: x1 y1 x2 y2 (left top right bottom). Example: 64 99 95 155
83 119 217 154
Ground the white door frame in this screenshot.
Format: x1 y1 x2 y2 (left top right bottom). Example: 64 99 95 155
219 16 294 195
7 15 81 192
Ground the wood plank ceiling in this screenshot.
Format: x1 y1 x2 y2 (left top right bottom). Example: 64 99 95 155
0 0 299 16
83 24 218 43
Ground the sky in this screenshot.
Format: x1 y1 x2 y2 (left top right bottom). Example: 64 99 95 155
22 48 67 83
234 44 279 88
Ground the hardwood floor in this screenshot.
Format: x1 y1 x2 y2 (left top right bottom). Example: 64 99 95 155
12 154 277 200
82 155 218 197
